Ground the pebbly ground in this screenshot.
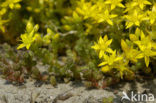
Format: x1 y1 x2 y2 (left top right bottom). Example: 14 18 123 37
0 46 156 103
0 77 156 103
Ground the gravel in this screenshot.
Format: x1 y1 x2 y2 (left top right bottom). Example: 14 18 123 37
0 77 156 103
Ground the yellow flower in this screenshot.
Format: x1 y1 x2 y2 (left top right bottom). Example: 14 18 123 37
99 50 127 79
133 29 156 67
96 9 117 25
76 0 96 20
132 0 151 10
92 35 113 58
105 0 125 10
75 0 117 25
121 39 140 62
0 17 9 32
17 33 36 50
124 10 148 28
42 28 59 45
101 65 110 73
99 50 122 66
147 7 156 25
17 22 39 50
47 28 59 40
124 2 137 13
0 8 7 16
1 0 21 9
152 3 156 12
53 33 60 40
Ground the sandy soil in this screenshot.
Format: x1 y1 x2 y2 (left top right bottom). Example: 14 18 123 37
0 77 156 103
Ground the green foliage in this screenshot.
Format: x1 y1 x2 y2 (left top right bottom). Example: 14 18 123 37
102 96 114 103
50 76 57 86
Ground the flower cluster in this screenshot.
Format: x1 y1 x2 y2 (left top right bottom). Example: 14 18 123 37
92 28 156 79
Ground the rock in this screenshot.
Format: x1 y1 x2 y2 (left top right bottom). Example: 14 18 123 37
83 96 99 103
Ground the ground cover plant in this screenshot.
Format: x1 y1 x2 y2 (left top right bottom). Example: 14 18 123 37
0 0 156 88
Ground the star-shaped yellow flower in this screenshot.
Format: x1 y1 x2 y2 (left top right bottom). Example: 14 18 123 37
96 9 117 25
124 10 148 28
105 0 125 10
133 29 156 67
132 0 151 10
92 35 113 58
